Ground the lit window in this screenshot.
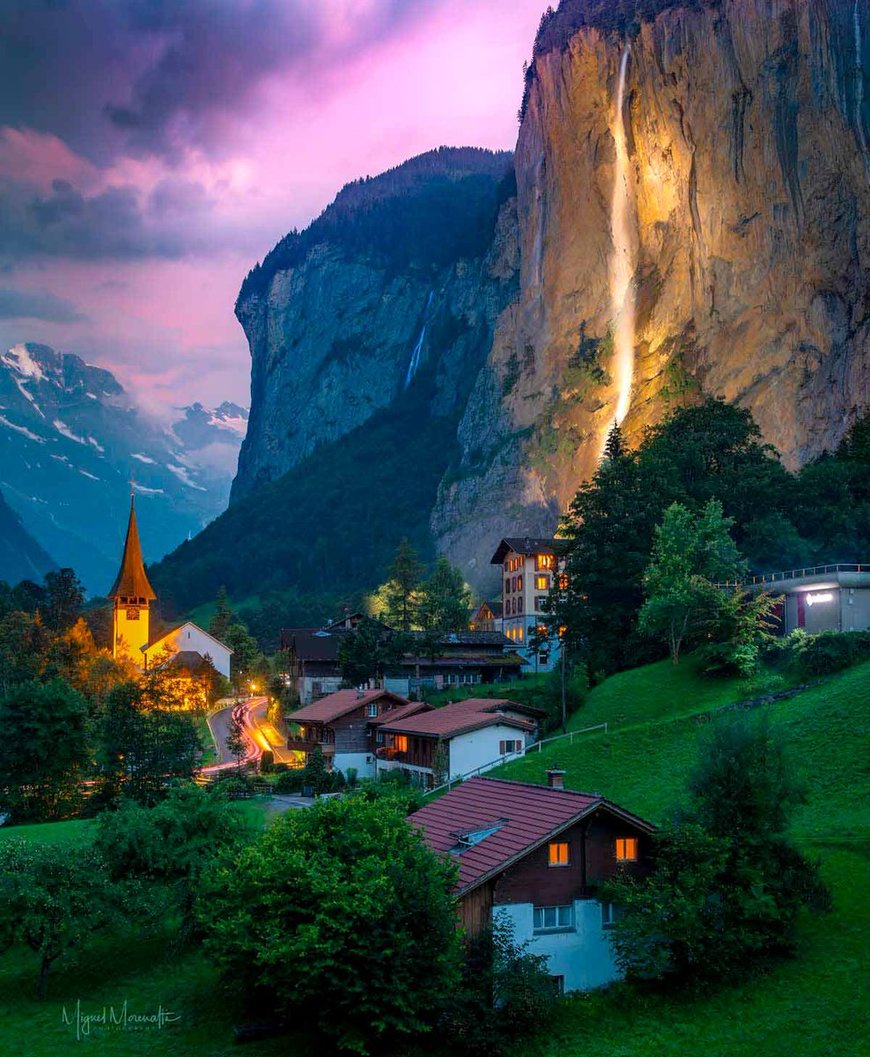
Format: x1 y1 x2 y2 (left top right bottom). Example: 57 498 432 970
533 905 573 931
535 575 550 590
393 735 408 752
548 841 569 867
517 575 523 591
517 626 524 642
615 837 639 862
536 554 554 571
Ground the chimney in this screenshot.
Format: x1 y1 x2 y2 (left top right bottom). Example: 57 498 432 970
546 767 566 790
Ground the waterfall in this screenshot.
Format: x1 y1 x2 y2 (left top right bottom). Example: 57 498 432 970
608 46 636 430
404 291 434 388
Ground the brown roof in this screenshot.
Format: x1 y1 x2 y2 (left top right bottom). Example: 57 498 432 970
367 700 433 726
290 688 409 725
379 697 535 739
281 627 349 662
108 496 157 601
408 776 655 894
490 537 566 565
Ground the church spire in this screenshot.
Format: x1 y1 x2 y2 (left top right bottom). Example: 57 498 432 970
108 494 157 601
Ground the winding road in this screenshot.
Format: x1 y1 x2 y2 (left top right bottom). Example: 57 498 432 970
201 696 299 776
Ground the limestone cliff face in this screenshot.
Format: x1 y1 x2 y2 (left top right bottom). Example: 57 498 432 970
231 148 517 501
433 0 870 593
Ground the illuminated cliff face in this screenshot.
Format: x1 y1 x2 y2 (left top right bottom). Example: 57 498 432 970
433 0 870 591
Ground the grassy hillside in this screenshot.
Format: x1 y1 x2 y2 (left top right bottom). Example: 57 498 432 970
493 658 870 1057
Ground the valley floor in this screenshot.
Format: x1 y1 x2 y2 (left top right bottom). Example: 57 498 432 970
0 660 866 1056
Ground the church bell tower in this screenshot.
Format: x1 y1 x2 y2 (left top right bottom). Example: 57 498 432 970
108 493 156 665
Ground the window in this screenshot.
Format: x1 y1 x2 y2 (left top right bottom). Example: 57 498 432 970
548 841 569 867
533 905 573 931
535 575 550 590
517 596 524 614
376 732 384 744
499 739 522 755
536 553 554 571
393 735 408 753
601 902 622 929
549 975 565 996
367 703 379 717
535 596 548 612
517 626 524 642
615 837 639 862
516 575 523 591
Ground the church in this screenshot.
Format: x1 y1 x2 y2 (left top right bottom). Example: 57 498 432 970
108 495 232 680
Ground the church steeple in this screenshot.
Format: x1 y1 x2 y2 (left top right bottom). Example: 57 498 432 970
110 493 155 663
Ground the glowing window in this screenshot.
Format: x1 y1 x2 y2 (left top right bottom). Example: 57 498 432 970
536 554 554 571
615 837 639 862
517 626 524 642
517 575 523 591
548 841 569 867
393 735 408 752
535 575 550 590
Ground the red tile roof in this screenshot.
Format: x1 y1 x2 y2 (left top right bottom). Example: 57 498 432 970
367 700 432 726
408 777 654 894
378 697 535 739
290 689 409 724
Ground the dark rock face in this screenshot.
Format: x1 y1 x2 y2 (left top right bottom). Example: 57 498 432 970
0 487 55 585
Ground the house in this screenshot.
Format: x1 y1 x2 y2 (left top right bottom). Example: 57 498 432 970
469 600 503 633
408 774 655 992
287 688 428 777
282 615 394 704
376 698 544 788
384 630 527 698
739 562 870 634
142 621 233 680
490 537 567 673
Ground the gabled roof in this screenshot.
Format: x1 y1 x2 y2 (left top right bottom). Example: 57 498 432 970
108 496 156 600
490 537 566 565
408 776 655 894
379 697 535 739
290 688 410 725
144 621 233 656
367 700 433 726
281 627 350 662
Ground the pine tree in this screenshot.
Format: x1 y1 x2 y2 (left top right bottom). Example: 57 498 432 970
209 587 234 643
383 539 424 631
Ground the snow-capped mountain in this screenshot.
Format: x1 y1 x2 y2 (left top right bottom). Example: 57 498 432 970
0 343 247 594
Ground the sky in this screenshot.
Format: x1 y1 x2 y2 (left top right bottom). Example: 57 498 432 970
0 0 547 416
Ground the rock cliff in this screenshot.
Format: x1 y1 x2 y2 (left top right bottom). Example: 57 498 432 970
435 0 870 593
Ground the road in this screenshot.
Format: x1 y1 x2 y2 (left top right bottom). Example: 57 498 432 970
202 696 268 775
248 697 300 765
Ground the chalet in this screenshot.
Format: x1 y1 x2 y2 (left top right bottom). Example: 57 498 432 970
490 537 567 673
384 630 527 697
287 688 429 778
469 600 503 633
376 698 544 788
408 774 655 992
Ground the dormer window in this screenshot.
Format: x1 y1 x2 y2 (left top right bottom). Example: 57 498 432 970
450 819 507 854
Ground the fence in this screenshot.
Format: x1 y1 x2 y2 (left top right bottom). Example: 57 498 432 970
424 722 608 797
717 562 870 588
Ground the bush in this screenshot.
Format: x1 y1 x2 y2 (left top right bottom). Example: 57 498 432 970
274 769 303 794
793 630 870 677
260 749 274 773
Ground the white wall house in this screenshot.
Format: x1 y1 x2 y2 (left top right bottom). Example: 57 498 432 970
142 620 233 678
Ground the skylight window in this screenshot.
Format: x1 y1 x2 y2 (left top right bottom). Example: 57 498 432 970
450 819 507 854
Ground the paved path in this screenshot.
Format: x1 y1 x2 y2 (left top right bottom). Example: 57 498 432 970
202 697 267 775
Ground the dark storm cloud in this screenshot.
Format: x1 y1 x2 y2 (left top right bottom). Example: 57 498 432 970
0 0 440 163
0 176 190 259
0 285 87 322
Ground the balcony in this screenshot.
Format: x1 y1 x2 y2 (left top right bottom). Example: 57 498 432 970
375 746 407 762
286 738 335 755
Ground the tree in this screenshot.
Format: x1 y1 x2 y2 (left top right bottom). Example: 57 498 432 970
0 679 89 821
382 538 424 630
209 586 234 642
604 717 830 987
337 617 404 687
417 557 471 635
198 796 460 1053
42 568 85 633
94 784 255 936
226 713 247 773
0 840 124 997
639 500 746 663
223 621 261 691
96 682 200 806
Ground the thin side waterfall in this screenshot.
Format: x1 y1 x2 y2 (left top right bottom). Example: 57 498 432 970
609 46 636 430
404 291 434 388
